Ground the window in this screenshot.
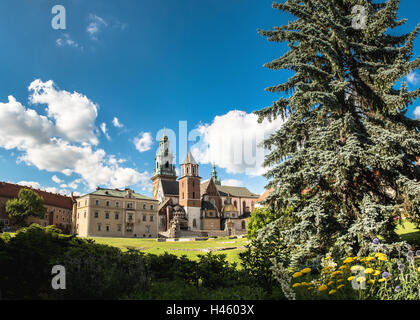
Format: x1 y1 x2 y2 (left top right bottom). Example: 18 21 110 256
56 215 58 219
143 204 146 210
117 224 122 231
115 213 119 220
97 224 101 231
193 167 195 175
105 212 109 219
94 211 99 218
95 199 99 206
182 192 185 199
193 219 197 228
106 201 110 207
146 225 150 233
116 202 119 208
242 221 246 230
128 214 133 221
127 203 133 209
193 192 195 199
150 205 154 210
150 215 154 222
143 215 146 221
106 225 110 232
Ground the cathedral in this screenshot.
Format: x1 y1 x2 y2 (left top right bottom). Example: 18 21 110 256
151 134 260 237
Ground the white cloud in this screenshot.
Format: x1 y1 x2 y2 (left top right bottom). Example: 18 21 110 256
134 132 153 152
29 79 99 145
87 14 108 40
407 71 420 85
0 96 53 150
0 80 152 192
191 110 285 176
222 179 243 187
100 122 111 141
52 175 63 184
16 181 69 196
56 33 81 49
414 106 420 119
112 117 124 128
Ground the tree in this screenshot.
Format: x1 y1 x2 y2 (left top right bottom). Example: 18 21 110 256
255 0 420 265
6 189 47 228
247 207 280 239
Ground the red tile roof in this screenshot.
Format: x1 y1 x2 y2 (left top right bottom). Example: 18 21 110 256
256 187 274 203
0 181 74 209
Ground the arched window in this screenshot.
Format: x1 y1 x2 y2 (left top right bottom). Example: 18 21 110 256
187 167 189 174
165 161 169 168
234 201 237 209
243 201 246 212
193 191 195 199
193 219 197 228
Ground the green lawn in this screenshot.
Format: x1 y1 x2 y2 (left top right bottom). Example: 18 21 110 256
89 236 249 264
396 221 420 247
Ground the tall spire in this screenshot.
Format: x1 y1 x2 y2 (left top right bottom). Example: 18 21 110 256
182 149 197 165
211 163 221 185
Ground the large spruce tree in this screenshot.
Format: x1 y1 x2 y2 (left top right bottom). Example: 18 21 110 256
256 0 420 264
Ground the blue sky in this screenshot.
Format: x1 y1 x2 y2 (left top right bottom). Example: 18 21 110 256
0 0 419 197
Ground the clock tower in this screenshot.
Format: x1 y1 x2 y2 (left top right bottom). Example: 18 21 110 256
151 134 177 200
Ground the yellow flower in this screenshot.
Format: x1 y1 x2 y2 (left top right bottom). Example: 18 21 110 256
356 276 366 283
337 279 344 283
307 287 314 291
318 285 328 292
350 265 364 272
368 280 375 284
292 283 301 288
343 257 354 264
321 266 333 272
301 268 311 274
365 257 375 262
292 272 303 278
347 276 355 281
417 267 420 272
324 256 332 260
378 255 387 261
359 257 366 262
365 268 374 274
328 281 335 286
337 284 345 289
372 270 381 276
338 265 347 270
331 270 343 277
353 256 358 260
329 289 337 295
378 278 386 283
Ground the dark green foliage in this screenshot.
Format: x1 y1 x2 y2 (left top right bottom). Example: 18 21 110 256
255 0 420 266
0 224 149 300
126 280 279 300
5 189 47 227
247 207 277 239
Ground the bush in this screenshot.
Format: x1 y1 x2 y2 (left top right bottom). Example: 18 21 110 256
0 224 150 299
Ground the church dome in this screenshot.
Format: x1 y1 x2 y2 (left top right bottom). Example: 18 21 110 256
221 204 238 213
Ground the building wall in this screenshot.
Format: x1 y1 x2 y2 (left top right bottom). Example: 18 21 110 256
0 195 72 232
74 195 159 238
221 196 257 215
185 206 201 230
202 218 221 230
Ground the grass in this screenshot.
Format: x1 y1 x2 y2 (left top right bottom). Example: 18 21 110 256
396 220 420 247
89 236 249 264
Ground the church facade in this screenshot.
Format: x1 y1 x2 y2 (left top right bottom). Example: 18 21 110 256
151 135 260 237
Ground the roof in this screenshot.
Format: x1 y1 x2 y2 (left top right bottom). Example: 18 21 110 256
201 200 217 211
215 185 259 198
182 150 197 165
256 187 274 203
161 180 179 196
88 188 155 201
0 181 74 209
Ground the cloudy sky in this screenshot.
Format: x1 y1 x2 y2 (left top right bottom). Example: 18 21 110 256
0 0 419 197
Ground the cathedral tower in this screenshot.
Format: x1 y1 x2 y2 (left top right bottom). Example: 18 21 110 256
179 149 201 230
151 134 177 200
